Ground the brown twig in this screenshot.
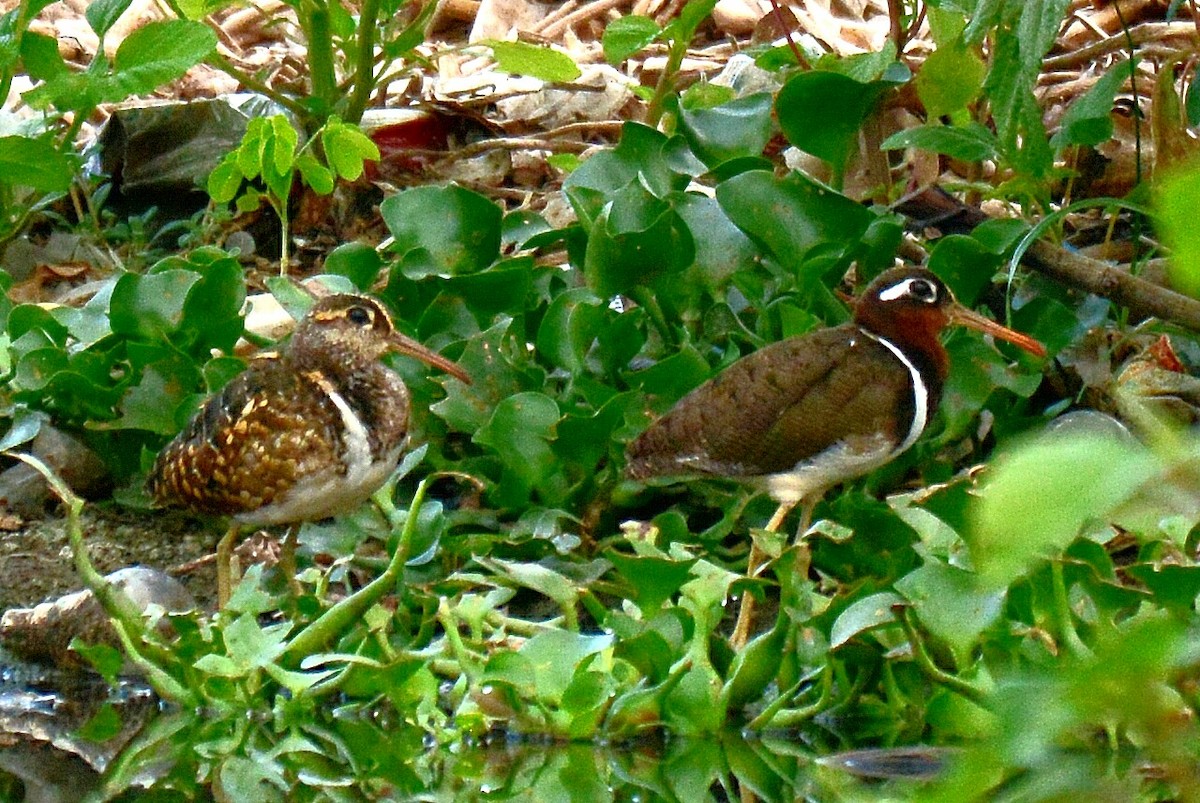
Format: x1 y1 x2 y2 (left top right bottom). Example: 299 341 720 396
1023 240 1200 332
887 0 905 55
1043 22 1197 71
768 0 810 70
539 0 630 39
895 188 1200 333
532 1 581 34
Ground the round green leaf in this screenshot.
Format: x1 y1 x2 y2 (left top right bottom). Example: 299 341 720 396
382 185 502 278
715 170 874 271
776 71 894 180
678 93 774 168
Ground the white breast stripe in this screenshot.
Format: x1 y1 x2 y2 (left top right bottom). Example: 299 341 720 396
861 328 928 454
320 383 374 483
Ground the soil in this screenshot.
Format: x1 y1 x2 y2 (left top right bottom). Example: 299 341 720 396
0 506 220 612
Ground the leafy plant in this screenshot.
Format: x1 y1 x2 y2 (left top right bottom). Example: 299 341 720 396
207 114 381 272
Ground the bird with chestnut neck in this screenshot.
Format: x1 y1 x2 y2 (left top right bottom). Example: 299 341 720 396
626 267 1045 647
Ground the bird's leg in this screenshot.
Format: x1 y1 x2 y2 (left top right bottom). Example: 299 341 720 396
216 523 239 609
279 524 303 598
730 498 798 652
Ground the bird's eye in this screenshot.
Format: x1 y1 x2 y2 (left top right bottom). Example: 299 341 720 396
346 306 373 326
910 278 937 303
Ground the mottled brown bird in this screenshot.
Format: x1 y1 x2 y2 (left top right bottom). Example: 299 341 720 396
148 293 470 606
626 266 1045 646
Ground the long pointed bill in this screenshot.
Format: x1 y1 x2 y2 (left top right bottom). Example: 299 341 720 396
389 333 472 383
947 304 1047 358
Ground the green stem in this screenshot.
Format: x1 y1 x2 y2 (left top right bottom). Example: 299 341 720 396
281 480 428 665
752 665 832 729
345 0 381 124
273 195 291 276
0 0 33 106
1051 559 1091 660
628 286 677 350
646 37 688 128
303 0 337 122
898 607 989 707
111 619 195 705
9 453 190 701
437 600 481 683
206 51 310 121
484 610 550 638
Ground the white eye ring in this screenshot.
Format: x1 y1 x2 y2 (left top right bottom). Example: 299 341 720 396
879 277 938 303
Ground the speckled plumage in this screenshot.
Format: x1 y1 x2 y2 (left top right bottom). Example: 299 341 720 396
147 295 434 523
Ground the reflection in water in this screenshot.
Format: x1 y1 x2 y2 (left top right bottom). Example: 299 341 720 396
0 672 948 803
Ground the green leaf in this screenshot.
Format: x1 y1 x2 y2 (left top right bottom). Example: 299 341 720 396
110 20 217 98
70 639 124 685
223 613 290 670
880 122 999 162
78 702 124 742
217 755 288 801
895 560 1004 667
86 0 133 37
207 154 244 204
625 344 711 404
518 628 612 703
603 15 661 64
324 242 383 290
775 70 899 183
1050 60 1130 150
322 120 380 180
381 184 502 277
715 170 874 272
830 591 903 648
489 40 581 82
926 234 1002 306
295 152 334 194
915 39 985 118
583 182 694 296
677 93 773 168
109 270 201 340
721 616 787 710
536 288 605 372
115 360 202 434
1155 160 1200 298
971 431 1159 588
0 136 73 192
21 32 67 81
473 391 562 504
606 551 697 615
672 0 719 41
671 192 758 291
261 115 298 201
563 123 682 225
444 263 533 317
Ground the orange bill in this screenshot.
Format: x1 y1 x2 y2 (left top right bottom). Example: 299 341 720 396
947 304 1047 358
389 333 472 383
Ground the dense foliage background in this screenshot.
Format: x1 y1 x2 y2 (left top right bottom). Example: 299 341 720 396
5 0 1200 799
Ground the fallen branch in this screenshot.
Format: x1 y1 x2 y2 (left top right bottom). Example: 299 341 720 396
1022 239 1200 332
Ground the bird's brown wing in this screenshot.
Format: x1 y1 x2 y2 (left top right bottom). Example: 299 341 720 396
147 362 342 517
625 325 915 480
